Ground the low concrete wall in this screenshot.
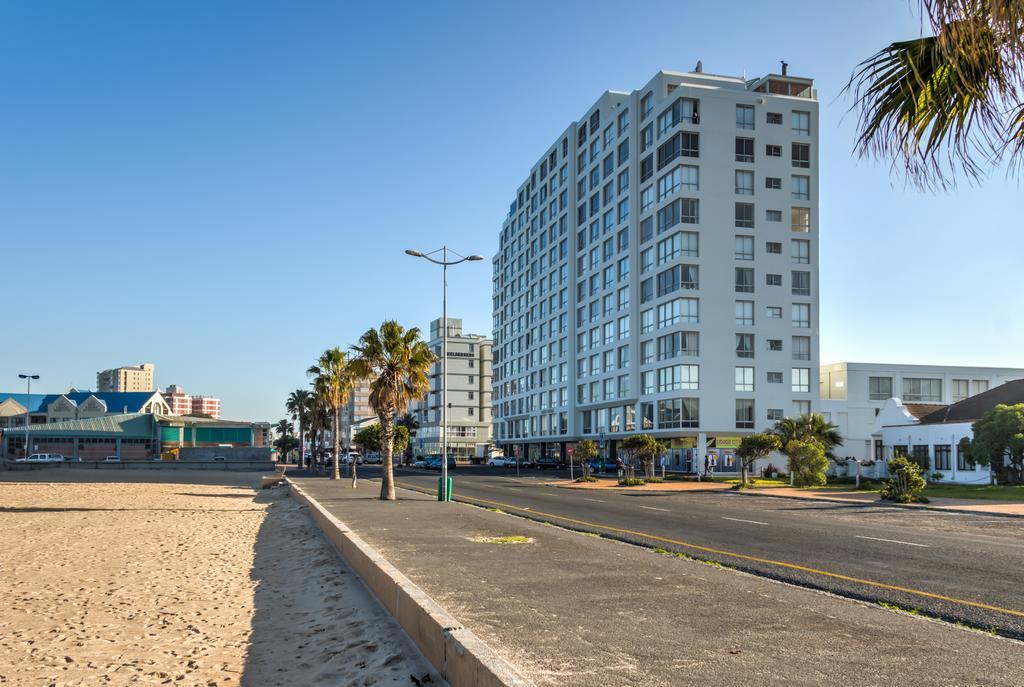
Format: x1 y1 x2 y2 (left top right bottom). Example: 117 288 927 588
287 480 534 687
2 460 277 472
179 446 272 462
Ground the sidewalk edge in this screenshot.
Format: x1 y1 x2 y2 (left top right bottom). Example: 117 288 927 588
733 488 1023 518
286 478 535 687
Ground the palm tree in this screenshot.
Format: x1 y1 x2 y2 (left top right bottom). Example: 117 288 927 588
350 320 435 501
308 347 353 482
846 0 1024 188
286 389 312 468
308 390 332 473
774 413 843 484
273 419 293 461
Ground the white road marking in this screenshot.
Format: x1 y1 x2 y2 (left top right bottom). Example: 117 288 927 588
583 498 605 503
855 535 930 548
722 516 769 526
640 505 670 512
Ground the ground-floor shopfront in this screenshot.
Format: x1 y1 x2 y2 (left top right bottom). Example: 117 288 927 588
498 433 758 474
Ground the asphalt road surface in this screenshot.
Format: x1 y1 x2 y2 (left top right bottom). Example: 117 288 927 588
352 464 1024 639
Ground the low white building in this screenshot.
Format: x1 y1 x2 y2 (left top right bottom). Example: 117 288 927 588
873 379 1024 484
819 362 1024 462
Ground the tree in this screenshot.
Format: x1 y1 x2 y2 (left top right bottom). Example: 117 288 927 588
286 389 312 468
736 433 783 486
846 0 1024 189
619 434 666 479
308 347 354 482
774 413 843 477
353 423 409 458
274 419 293 439
880 455 928 502
785 439 829 487
396 413 420 464
573 439 599 477
350 321 435 501
962 403 1024 484
273 418 296 461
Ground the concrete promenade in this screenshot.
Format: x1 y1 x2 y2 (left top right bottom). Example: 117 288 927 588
291 476 1024 687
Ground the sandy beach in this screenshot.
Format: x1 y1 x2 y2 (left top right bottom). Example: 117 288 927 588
0 471 440 686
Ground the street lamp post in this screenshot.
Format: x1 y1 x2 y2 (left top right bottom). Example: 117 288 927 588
405 247 483 502
18 374 39 459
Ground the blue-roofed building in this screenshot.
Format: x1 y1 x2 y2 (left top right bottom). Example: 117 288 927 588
0 390 172 429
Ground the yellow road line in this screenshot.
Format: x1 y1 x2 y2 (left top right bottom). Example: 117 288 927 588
397 481 1024 620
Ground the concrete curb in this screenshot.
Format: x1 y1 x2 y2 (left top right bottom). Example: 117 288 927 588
732 488 1024 519
286 478 535 687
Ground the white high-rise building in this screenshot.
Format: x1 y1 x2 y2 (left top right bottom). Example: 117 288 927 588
492 65 819 472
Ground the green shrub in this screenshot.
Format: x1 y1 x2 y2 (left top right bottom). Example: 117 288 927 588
879 456 927 503
930 472 944 482
575 475 598 483
786 440 828 487
618 478 646 487
645 477 664 483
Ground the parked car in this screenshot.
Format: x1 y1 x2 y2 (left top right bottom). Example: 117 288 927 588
536 455 566 470
425 455 457 471
486 456 516 467
103 455 120 463
587 459 616 474
63 455 81 462
411 457 428 468
19 453 64 463
363 453 382 465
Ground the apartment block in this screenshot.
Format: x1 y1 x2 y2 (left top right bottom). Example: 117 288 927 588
162 385 223 419
96 363 155 392
410 318 493 461
492 65 819 472
819 361 1024 462
340 378 375 449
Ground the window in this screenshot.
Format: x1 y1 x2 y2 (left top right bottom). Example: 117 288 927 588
793 400 811 416
792 239 810 264
972 379 989 396
658 232 697 265
640 278 653 303
766 306 782 319
767 371 783 384
641 124 653 152
641 185 654 213
657 97 699 135
735 366 754 392
792 142 810 168
736 333 754 358
641 92 653 120
640 247 653 273
657 297 699 327
766 273 782 286
657 331 699 359
641 154 654 182
735 203 754 228
792 304 810 328
658 364 699 391
957 443 975 470
791 207 810 232
766 144 782 157
735 300 754 325
766 241 782 254
767 112 782 125
658 398 699 429
767 408 784 421
735 137 754 162
765 177 781 190
657 167 682 200
903 378 942 403
952 379 969 402
792 368 810 393
791 336 811 361
618 108 630 135
641 309 654 333
735 235 754 260
657 132 699 169
791 175 810 200
736 104 755 130
736 399 755 429
768 339 783 352
792 110 810 136
735 170 754 195
791 271 811 296
735 268 754 293
641 339 654 364
934 445 952 471
869 376 893 400
642 370 655 394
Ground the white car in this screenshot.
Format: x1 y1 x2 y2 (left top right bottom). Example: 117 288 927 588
19 453 64 463
103 455 121 463
487 456 515 467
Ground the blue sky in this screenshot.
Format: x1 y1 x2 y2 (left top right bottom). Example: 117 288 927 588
1 1 1020 421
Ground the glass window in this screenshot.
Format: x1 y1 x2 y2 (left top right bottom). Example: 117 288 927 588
792 142 810 168
735 366 755 392
903 378 942 403
766 241 782 254
735 235 754 260
791 271 811 296
736 170 754 195
735 268 754 293
791 207 810 232
736 203 754 228
869 376 893 400
792 110 810 136
792 238 810 263
792 368 810 393
736 333 754 358
767 371 783 384
792 336 811 360
736 104 755 130
792 175 810 200
735 137 754 162
736 399 755 429
735 300 754 325
792 304 810 328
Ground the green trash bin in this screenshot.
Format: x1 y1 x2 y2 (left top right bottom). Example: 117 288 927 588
437 476 453 502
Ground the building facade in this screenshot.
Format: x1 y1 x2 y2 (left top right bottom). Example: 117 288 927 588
96 363 155 392
339 378 375 450
161 385 223 419
819 362 1024 462
0 390 172 429
491 66 819 472
410 318 493 461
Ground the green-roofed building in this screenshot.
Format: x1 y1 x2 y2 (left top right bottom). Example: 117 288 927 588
1 413 257 461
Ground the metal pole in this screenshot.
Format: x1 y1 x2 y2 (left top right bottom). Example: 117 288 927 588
25 376 31 458
441 246 449 501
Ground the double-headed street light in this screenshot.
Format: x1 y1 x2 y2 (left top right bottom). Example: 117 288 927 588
18 374 39 459
405 247 484 502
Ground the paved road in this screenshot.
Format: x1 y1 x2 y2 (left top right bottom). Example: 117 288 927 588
355 465 1024 638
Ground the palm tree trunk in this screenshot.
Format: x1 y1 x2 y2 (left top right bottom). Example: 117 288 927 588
331 405 341 480
380 415 396 501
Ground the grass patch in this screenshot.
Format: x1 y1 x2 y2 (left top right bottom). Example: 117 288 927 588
469 535 533 544
920 484 1024 502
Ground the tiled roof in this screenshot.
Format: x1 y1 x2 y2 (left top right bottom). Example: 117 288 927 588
7 413 155 437
0 391 161 414
902 403 947 420
919 379 1024 425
